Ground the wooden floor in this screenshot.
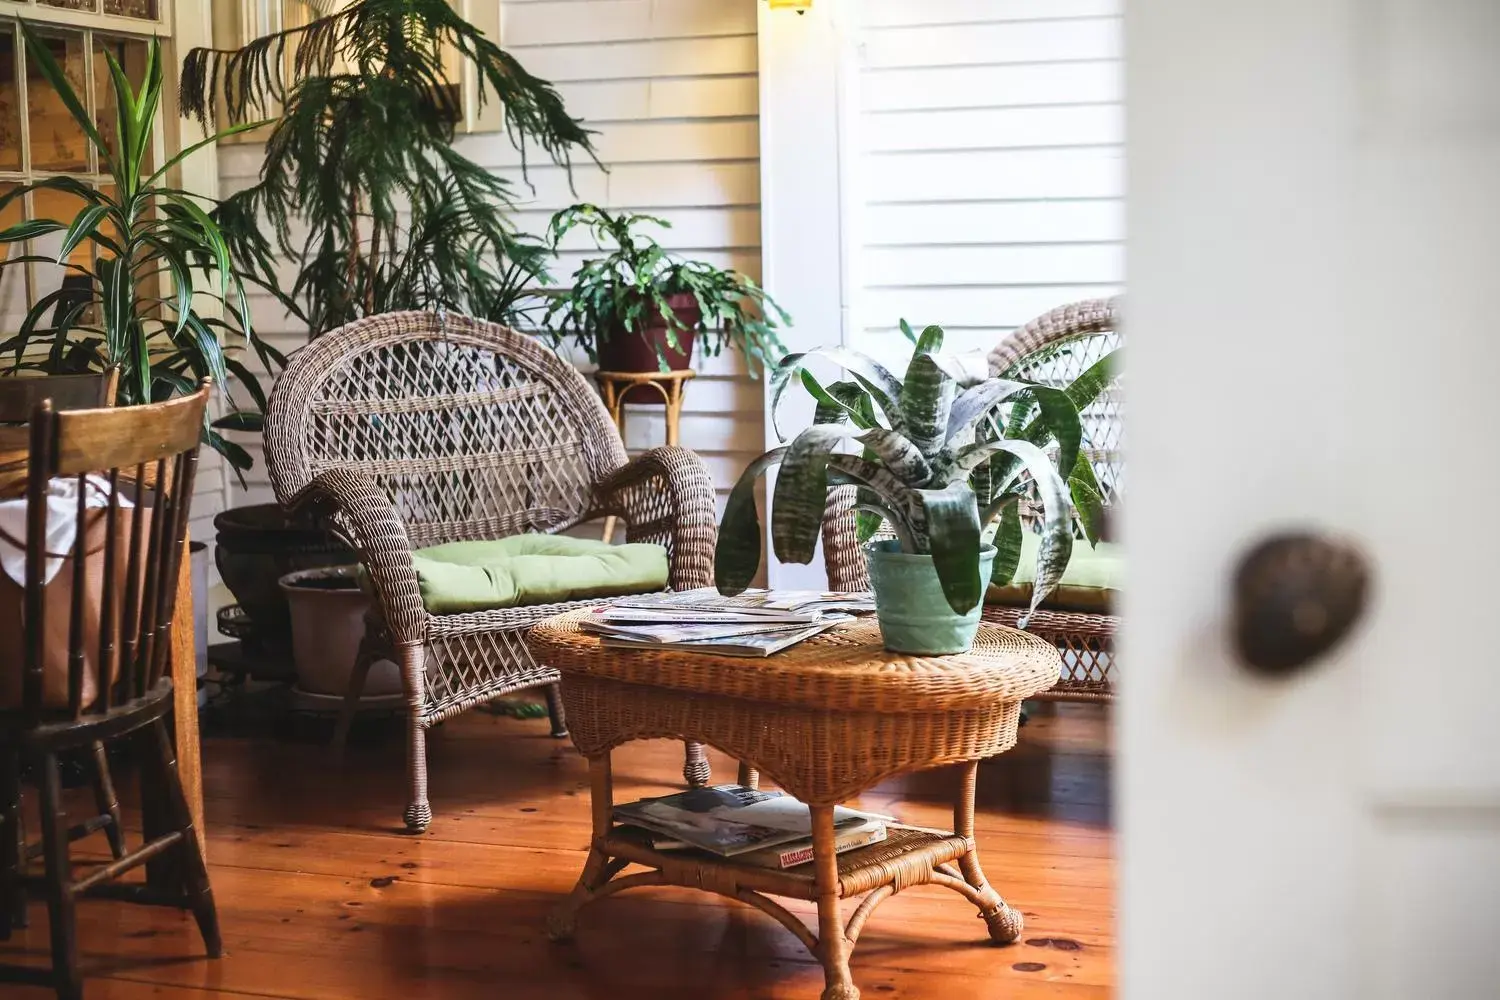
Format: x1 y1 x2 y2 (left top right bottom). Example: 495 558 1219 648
0 698 1114 999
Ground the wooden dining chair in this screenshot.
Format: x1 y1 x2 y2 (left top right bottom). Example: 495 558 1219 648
0 383 220 1000
0 370 128 865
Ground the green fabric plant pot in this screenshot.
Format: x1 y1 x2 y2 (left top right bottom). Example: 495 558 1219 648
864 540 997 655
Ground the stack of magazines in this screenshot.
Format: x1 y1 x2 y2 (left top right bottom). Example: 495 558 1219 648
614 784 891 870
581 588 875 657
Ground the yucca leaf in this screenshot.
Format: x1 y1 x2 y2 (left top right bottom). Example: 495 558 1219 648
164 194 233 296
211 411 264 433
915 485 984 614
56 205 112 261
18 22 110 161
146 123 271 190
181 312 228 386
715 446 788 596
0 219 68 243
899 352 956 457
990 498 1023 586
224 357 269 414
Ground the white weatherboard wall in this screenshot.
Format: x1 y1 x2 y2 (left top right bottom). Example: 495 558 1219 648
850 0 1125 359
219 0 764 521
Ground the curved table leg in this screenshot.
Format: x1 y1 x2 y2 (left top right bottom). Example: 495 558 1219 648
549 752 616 942
811 805 860 1000
947 760 1023 943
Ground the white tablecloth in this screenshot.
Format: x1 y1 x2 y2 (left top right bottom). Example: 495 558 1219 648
0 476 134 587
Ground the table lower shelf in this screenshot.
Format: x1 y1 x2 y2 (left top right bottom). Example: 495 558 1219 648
602 823 974 901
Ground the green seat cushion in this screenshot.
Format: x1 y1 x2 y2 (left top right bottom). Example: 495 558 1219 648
402 535 669 614
985 533 1123 614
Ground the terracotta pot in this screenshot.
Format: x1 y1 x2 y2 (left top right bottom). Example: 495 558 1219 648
595 293 701 405
214 503 356 654
278 566 402 699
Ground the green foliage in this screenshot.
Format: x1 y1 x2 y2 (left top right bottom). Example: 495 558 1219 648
716 323 1119 618
543 204 789 374
0 23 273 473
178 0 596 336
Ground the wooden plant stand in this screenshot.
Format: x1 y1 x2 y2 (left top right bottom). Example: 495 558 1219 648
526 613 1062 1000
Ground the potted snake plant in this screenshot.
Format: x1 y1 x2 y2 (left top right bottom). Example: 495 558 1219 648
716 322 1115 654
543 204 788 398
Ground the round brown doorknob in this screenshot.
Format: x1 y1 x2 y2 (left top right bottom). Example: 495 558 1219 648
1231 532 1371 678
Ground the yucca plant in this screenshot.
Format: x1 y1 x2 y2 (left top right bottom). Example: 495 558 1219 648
0 22 273 470
716 322 1117 620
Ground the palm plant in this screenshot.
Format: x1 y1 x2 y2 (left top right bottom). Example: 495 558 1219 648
716 323 1117 619
0 23 272 470
178 0 597 336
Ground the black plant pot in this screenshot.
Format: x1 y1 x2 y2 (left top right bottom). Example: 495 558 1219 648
213 503 357 655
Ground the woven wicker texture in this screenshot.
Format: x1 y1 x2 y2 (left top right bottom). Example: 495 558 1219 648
532 615 1057 999
821 297 1123 701
263 311 719 830
530 611 1059 714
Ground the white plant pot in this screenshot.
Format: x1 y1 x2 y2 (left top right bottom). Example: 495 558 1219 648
278 566 403 704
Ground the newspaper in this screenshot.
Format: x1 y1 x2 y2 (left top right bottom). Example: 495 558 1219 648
597 619 842 658
604 588 875 622
583 588 874 656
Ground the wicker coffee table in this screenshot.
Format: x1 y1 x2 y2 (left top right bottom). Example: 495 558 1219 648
527 611 1061 1000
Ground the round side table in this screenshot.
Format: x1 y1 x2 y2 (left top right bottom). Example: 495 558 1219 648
526 613 1062 1000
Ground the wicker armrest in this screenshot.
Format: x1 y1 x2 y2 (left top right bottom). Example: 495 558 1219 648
596 446 717 591
284 467 428 643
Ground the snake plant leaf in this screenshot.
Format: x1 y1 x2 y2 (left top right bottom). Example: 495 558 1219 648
772 425 869 565
1068 452 1108 547
990 498 1023 586
956 437 1074 615
715 446 789 595
899 352 957 457
914 485 984 614
857 428 931 485
771 348 904 440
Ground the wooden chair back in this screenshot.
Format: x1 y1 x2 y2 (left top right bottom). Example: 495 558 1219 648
0 369 120 422
1 382 210 724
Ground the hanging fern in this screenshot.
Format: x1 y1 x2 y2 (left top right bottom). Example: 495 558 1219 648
178 0 598 336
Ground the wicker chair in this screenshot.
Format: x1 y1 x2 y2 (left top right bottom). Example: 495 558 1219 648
822 297 1122 701
264 311 720 831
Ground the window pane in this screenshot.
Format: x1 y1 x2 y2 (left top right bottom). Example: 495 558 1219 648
38 0 100 12
103 0 157 19
30 183 93 339
0 183 25 337
93 34 150 173
26 30 90 173
1 29 19 171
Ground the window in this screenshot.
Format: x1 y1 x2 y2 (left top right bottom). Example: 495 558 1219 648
0 0 170 337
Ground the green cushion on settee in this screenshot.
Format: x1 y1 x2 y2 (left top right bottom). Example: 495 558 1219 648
401 535 669 614
985 533 1123 614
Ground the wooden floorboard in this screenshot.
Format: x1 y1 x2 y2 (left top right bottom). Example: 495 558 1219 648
0 700 1114 999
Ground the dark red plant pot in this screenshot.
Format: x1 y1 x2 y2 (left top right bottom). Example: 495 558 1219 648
596 293 701 405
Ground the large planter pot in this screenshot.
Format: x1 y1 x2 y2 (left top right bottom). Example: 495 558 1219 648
864 540 997 655
596 292 701 404
278 566 402 707
214 503 356 654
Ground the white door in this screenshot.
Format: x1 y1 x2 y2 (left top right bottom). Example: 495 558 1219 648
1124 2 1500 998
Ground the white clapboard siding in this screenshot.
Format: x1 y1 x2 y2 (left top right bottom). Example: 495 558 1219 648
853 0 1125 353
216 0 763 529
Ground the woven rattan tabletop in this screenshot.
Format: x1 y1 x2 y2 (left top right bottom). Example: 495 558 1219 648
527 610 1061 713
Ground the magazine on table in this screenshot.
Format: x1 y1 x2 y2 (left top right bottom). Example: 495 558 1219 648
612 784 889 859
603 588 876 623
597 619 842 658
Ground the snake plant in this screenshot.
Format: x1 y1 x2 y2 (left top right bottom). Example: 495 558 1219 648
716 322 1117 618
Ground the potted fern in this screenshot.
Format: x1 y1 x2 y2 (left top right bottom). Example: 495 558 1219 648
544 204 788 392
716 323 1114 654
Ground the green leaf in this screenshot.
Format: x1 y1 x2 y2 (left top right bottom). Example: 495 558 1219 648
0 218 68 243
18 22 110 162
772 425 856 566
224 357 269 414
771 348 904 440
899 353 956 457
943 377 1034 446
898 318 917 345
1065 347 1122 412
915 485 984 615
804 372 875 428
990 499 1023 587
913 324 944 356
210 411 264 433
1068 452 1108 547
56 205 110 261
856 427 931 486
714 446 788 596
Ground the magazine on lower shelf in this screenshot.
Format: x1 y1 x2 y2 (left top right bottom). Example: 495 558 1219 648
612 784 889 859
634 820 890 870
